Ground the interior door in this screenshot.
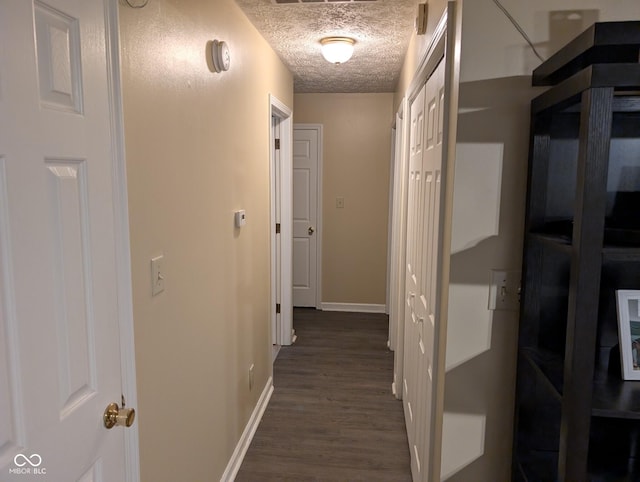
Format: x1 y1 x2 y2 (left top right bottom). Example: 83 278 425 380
403 81 426 478
403 59 445 482
0 0 134 480
292 126 319 307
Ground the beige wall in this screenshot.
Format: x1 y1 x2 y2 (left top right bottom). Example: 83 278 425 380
395 0 640 480
293 93 394 305
446 2 640 480
119 1 293 480
393 0 449 113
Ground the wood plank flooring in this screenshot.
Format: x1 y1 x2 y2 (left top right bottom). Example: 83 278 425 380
236 309 412 482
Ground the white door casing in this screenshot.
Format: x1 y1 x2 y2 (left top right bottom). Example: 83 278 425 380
292 125 322 308
0 0 138 480
386 126 396 316
389 103 409 400
272 115 281 346
270 95 293 346
403 58 446 482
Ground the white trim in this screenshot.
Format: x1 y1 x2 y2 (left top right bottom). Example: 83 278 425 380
320 303 387 313
220 377 274 482
430 5 460 481
271 114 280 347
270 94 294 346
385 122 396 316
390 100 409 402
293 124 323 310
105 1 140 480
407 6 449 104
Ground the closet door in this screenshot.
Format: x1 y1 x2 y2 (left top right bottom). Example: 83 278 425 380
403 59 445 482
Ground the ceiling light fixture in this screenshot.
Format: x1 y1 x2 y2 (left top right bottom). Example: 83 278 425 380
320 37 355 64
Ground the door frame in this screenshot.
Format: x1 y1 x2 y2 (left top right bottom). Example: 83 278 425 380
386 121 396 316
293 123 323 310
270 95 294 346
389 100 409 400
106 2 140 480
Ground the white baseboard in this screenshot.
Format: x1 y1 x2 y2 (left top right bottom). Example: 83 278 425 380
220 377 274 482
320 302 387 313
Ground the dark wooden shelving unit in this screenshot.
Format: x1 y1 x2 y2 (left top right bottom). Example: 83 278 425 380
513 21 640 482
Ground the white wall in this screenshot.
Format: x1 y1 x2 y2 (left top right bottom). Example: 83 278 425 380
441 1 640 481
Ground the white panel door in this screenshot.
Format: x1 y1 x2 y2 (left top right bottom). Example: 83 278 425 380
292 127 319 307
403 59 445 482
0 0 133 480
403 82 426 479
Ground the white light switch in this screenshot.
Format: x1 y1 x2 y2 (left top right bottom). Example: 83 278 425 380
235 210 246 228
151 255 165 296
488 270 520 311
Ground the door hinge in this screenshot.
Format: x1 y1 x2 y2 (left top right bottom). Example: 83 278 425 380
276 303 281 314
275 223 281 234
275 138 280 150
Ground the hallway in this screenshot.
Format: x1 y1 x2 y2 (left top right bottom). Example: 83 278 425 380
236 309 412 481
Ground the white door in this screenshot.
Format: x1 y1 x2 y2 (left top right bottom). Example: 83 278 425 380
292 126 320 308
403 82 426 476
403 59 445 482
0 0 135 480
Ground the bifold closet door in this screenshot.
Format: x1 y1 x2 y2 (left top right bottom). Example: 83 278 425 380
403 58 445 482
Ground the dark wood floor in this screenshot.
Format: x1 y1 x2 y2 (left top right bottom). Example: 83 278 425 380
235 308 412 482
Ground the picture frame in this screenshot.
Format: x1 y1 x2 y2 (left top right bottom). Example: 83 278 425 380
616 290 640 380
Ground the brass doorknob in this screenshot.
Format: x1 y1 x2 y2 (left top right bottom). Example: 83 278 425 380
308 226 315 235
103 402 136 429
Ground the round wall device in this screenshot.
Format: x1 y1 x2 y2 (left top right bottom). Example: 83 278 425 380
211 40 231 73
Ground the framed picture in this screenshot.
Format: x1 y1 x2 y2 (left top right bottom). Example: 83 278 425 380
616 290 640 380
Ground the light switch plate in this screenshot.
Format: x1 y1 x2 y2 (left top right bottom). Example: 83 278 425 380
489 270 520 311
234 210 246 227
151 255 165 296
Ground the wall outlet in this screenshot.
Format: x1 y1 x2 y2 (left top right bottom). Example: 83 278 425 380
249 364 255 391
488 270 521 311
336 197 345 209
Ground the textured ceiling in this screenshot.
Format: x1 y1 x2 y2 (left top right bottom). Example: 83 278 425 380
235 0 419 93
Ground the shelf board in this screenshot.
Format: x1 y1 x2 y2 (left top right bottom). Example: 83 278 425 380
522 346 640 419
521 347 564 401
528 232 640 258
532 63 640 114
562 95 640 113
532 21 640 86
592 367 640 419
528 232 572 253
602 246 640 261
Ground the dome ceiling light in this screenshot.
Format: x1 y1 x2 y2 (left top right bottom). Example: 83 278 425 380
320 37 355 64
